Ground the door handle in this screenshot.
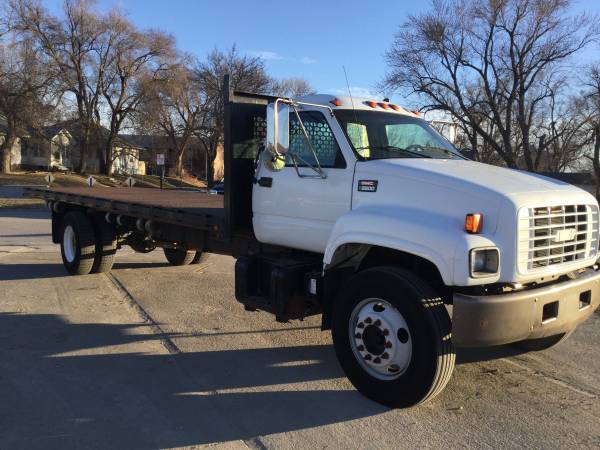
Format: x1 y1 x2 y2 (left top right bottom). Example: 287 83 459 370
258 177 273 188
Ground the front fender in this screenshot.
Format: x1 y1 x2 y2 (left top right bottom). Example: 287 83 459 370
324 207 497 286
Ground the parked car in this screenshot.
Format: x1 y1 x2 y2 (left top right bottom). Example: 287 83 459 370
209 179 224 195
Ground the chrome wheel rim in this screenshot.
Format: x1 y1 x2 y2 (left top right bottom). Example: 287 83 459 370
63 225 77 263
349 298 412 380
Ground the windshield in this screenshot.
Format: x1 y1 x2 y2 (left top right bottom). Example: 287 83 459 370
334 110 463 160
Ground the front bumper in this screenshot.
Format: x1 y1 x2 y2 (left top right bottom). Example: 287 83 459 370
452 268 600 347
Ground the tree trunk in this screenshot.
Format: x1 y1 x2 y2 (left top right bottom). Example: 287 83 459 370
104 136 115 176
0 135 16 174
176 149 184 178
593 125 600 203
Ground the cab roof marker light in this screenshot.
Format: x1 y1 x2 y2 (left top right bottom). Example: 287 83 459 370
365 101 377 108
389 104 401 111
378 102 390 110
411 110 421 116
330 98 343 107
465 213 483 234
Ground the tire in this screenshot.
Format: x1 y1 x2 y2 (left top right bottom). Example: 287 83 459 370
511 331 572 352
191 251 206 264
60 212 96 275
331 266 455 408
91 217 117 273
163 248 196 266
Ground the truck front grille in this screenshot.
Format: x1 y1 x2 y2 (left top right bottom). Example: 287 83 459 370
518 204 599 272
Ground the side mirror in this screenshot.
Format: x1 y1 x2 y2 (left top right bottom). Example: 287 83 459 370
266 100 290 156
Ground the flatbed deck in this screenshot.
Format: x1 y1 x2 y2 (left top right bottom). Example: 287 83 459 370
24 186 225 230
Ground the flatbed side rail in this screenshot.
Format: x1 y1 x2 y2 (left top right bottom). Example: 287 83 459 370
23 187 222 231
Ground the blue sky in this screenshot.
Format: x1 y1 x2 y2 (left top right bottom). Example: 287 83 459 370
44 0 600 104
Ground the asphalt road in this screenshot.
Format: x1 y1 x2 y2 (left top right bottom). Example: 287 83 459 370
1 208 600 449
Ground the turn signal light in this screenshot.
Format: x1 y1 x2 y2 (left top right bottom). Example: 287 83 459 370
330 98 343 106
465 213 483 234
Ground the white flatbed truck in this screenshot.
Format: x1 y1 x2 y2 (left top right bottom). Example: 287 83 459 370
26 76 600 408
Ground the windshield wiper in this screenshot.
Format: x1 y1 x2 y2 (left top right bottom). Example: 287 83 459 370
356 145 431 158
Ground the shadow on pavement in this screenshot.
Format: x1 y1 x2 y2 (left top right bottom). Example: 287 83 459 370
0 312 385 449
0 262 67 280
0 208 49 220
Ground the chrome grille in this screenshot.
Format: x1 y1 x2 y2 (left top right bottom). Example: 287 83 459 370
518 204 599 272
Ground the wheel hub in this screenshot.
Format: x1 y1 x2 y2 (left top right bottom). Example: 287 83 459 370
350 299 412 380
63 225 77 263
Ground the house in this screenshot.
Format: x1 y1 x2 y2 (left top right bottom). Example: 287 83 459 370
4 119 144 174
120 134 208 177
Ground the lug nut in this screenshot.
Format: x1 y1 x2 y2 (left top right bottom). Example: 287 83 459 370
383 329 389 336
355 333 362 339
357 345 365 351
357 322 365 329
385 341 392 348
373 357 381 364
364 354 372 361
374 319 381 326
364 317 372 324
382 352 389 359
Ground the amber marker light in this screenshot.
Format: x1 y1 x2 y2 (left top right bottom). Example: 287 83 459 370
465 213 483 234
365 101 377 108
378 102 390 110
389 104 401 111
330 98 343 106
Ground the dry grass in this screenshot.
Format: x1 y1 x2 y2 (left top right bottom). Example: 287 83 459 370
0 198 46 209
0 171 205 190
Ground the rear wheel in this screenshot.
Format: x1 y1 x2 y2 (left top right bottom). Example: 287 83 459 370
191 251 205 264
332 266 455 408
60 212 96 275
91 217 117 273
163 248 196 266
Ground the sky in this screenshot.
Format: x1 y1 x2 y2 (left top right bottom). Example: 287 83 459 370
43 0 600 105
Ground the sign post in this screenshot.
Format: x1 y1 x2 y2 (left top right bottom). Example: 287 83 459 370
87 176 96 188
125 177 136 188
157 153 165 190
45 173 55 186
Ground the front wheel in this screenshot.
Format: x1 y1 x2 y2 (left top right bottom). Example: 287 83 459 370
331 267 455 408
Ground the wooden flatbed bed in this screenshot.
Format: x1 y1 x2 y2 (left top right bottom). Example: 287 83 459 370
24 186 225 230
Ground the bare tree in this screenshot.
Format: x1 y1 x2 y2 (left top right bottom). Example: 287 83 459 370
194 46 270 187
383 0 599 170
100 13 174 175
582 64 600 199
136 63 202 177
0 37 57 173
11 0 116 173
270 76 316 97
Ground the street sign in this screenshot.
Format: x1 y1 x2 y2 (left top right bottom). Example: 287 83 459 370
125 177 136 188
87 176 96 187
45 173 54 185
157 153 165 165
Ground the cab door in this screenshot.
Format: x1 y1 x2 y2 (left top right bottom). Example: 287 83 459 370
253 108 355 253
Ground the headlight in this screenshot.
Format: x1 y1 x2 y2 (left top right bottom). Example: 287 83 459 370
470 248 500 278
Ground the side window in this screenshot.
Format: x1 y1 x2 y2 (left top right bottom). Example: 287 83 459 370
286 111 345 168
345 122 370 158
